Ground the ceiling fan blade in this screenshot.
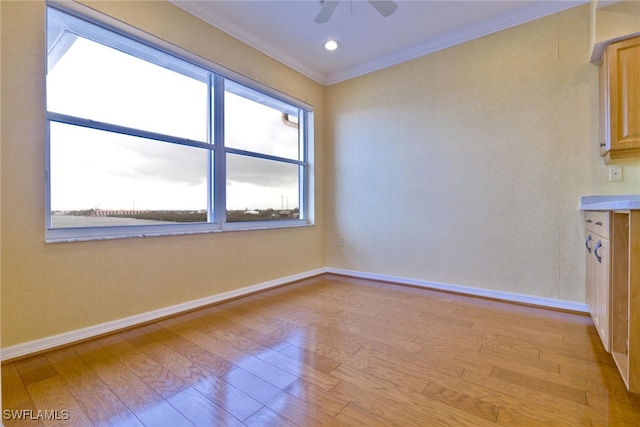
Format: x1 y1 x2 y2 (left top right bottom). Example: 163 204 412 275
315 0 340 24
367 0 398 17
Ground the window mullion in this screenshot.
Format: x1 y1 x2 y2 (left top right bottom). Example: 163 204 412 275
213 74 226 225
299 111 308 220
224 147 305 166
207 73 214 223
47 112 211 150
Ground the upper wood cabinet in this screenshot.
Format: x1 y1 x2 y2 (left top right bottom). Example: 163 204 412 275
600 35 640 163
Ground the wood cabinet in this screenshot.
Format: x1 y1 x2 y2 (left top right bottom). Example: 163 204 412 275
585 211 611 352
585 209 640 393
599 35 640 163
610 211 640 393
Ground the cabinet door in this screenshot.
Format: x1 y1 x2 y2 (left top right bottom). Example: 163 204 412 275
586 233 597 316
593 238 611 352
599 54 611 156
603 36 640 159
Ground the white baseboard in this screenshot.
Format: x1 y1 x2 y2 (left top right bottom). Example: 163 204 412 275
2 266 588 361
0 268 327 362
326 267 590 313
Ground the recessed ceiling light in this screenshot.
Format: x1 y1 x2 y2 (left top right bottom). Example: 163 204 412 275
324 40 340 51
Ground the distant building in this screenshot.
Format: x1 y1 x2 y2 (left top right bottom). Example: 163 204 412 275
92 208 147 217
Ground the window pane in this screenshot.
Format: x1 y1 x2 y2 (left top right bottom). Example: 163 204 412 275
50 122 209 228
226 154 300 222
225 91 299 160
47 36 209 142
45 6 310 241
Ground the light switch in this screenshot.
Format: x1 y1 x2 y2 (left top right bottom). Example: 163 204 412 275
608 166 622 182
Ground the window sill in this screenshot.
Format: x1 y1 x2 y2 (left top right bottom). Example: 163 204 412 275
45 221 313 243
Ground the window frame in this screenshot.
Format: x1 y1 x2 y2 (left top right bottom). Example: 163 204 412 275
45 2 313 243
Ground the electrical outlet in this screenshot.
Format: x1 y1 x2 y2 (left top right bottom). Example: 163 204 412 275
609 166 622 182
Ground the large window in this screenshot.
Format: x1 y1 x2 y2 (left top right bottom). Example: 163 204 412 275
46 5 312 242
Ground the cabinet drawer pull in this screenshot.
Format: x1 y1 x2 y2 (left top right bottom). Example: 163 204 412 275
594 241 603 263
596 221 603 226
585 235 592 253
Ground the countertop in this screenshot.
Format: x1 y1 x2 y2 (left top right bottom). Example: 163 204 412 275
580 195 640 211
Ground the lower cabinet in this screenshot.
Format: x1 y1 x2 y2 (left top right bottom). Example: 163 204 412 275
585 209 640 393
585 211 611 352
610 211 640 393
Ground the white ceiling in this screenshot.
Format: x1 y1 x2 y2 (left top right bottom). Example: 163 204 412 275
171 0 590 85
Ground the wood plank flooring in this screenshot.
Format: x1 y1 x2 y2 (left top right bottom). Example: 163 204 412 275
3 274 640 426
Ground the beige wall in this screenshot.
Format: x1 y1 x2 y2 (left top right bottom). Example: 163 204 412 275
325 3 640 303
0 1 326 348
593 0 640 47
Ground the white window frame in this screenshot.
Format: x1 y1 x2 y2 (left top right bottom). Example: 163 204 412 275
45 2 314 243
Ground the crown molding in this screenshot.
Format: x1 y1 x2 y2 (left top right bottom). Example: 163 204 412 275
162 1 587 86
324 0 588 84
170 0 327 84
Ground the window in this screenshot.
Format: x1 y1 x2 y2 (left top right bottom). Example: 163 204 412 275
45 5 312 242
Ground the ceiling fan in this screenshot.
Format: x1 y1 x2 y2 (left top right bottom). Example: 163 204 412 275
315 0 398 24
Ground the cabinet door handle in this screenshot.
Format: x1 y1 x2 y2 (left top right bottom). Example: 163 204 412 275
585 235 592 253
594 241 603 263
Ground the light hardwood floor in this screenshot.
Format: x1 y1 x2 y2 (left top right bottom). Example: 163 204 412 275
3 274 640 426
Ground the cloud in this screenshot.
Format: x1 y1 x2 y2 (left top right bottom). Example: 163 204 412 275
48 35 303 212
227 154 299 189
119 139 209 187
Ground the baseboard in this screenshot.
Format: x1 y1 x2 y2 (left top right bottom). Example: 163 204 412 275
326 267 590 313
2 266 589 361
0 268 328 362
